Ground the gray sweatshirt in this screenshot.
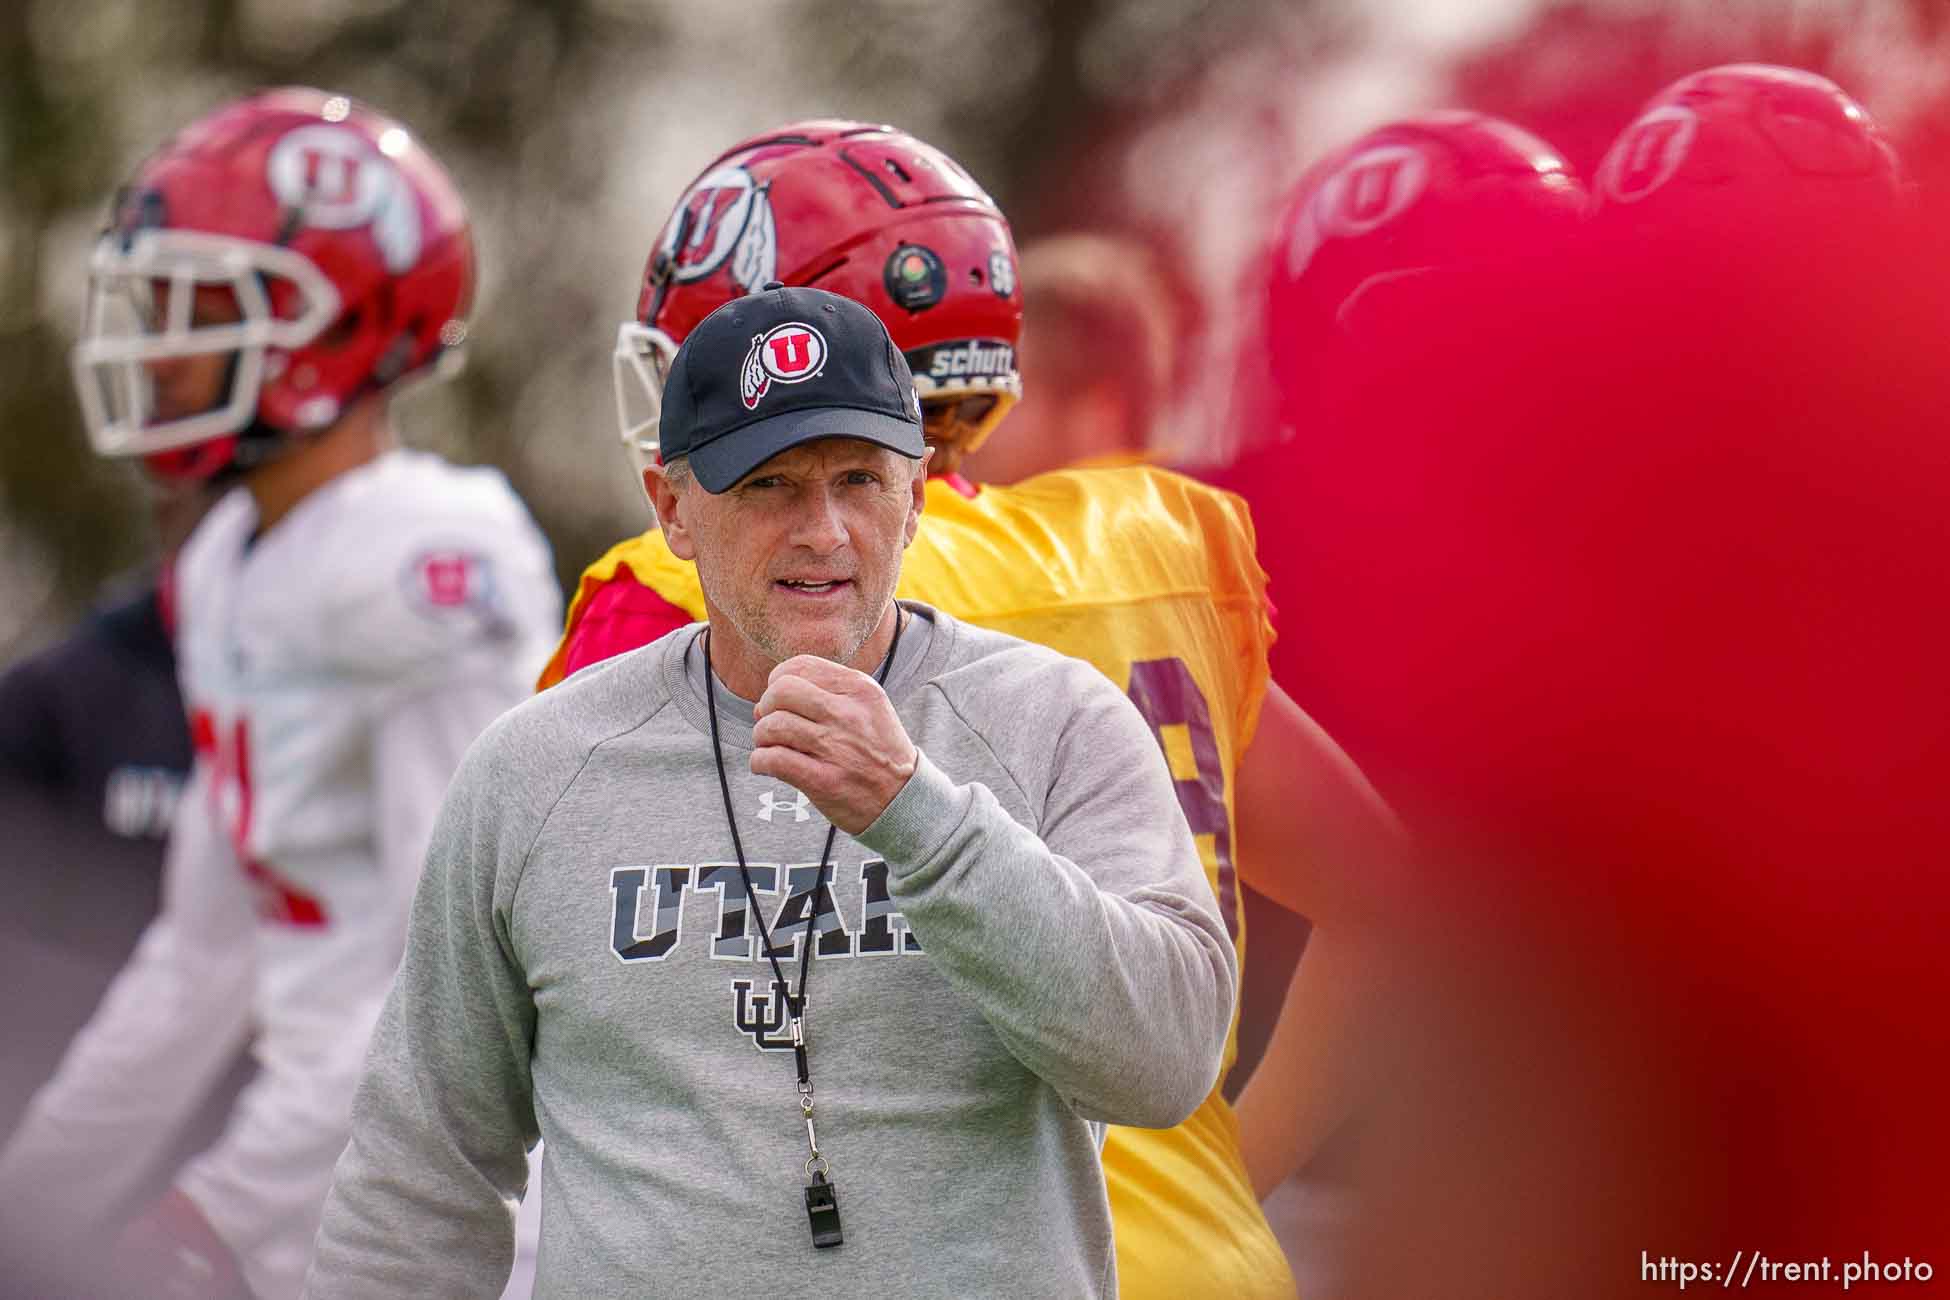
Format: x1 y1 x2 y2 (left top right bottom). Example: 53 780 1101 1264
305 603 1235 1299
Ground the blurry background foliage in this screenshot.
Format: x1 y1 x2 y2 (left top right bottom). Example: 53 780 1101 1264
3 0 1945 662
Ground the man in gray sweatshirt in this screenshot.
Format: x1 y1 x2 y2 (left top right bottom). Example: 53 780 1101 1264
306 285 1236 1298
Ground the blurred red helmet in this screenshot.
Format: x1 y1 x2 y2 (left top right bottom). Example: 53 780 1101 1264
71 87 474 481
614 119 1021 471
1258 112 1586 438
1590 64 1906 239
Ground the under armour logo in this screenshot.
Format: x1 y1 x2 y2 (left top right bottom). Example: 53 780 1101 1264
757 788 812 823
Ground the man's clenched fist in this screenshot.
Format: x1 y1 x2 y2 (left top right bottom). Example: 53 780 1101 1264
751 655 917 834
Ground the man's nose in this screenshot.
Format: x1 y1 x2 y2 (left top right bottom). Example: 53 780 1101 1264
786 486 847 553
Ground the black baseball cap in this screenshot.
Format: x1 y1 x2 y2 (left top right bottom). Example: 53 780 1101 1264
659 283 926 493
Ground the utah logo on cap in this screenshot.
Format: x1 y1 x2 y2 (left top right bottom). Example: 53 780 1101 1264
740 321 828 410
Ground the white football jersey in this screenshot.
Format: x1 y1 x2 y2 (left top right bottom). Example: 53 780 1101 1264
0 449 561 1300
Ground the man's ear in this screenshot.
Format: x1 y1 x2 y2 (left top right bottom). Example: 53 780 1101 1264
904 448 932 547
644 466 698 560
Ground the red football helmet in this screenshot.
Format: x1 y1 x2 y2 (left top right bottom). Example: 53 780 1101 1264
1255 112 1587 440
614 119 1021 472
1590 64 1905 236
71 87 474 480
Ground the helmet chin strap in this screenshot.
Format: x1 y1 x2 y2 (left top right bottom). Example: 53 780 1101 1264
222 352 300 475
230 324 412 477
150 353 300 485
228 417 301 472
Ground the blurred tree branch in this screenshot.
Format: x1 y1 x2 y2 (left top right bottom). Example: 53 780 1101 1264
0 2 147 658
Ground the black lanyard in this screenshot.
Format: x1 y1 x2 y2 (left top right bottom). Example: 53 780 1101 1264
703 608 905 1250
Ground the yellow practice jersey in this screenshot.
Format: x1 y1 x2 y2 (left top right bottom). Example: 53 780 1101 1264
546 467 1295 1299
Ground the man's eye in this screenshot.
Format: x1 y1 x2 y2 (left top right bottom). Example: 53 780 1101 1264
844 471 878 486
743 476 782 490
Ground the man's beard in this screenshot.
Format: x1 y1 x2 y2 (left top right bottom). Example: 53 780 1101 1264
744 600 881 667
701 561 898 673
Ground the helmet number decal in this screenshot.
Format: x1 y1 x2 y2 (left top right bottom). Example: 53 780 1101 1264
987 248 1016 298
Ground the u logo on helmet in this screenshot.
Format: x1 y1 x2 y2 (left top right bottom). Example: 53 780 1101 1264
660 164 778 293
1316 145 1430 239
266 125 423 272
740 322 827 410
1601 106 1698 204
